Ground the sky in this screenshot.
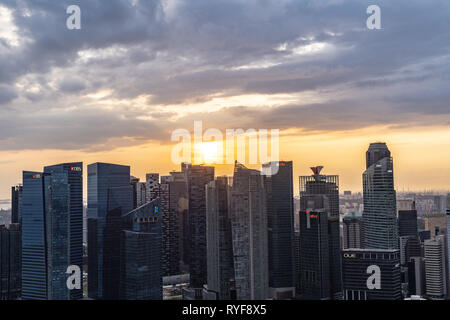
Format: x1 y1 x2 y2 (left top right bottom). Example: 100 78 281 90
0 0 450 207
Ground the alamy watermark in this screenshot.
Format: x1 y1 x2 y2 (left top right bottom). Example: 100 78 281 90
171 121 280 175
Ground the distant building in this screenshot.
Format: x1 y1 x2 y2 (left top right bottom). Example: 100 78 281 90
407 257 426 297
0 224 21 300
342 249 401 300
299 196 331 300
398 200 418 238
11 185 22 224
343 212 363 249
424 214 446 237
363 143 398 250
424 235 447 299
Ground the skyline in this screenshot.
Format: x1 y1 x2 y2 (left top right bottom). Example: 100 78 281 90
1 138 450 210
1 0 450 206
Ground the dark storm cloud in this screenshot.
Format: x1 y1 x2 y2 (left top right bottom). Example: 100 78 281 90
0 0 449 150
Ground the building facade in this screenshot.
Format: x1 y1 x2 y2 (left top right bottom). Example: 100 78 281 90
363 143 398 250
263 161 295 299
342 249 402 300
230 162 268 300
299 166 342 299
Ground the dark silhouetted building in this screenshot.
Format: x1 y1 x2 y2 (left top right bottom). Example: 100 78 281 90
299 166 342 299
11 185 22 224
185 165 214 289
299 196 330 300
343 212 363 249
342 249 401 300
263 161 295 299
205 177 235 300
120 199 162 300
0 224 21 300
398 200 418 238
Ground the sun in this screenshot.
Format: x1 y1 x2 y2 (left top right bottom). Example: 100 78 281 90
195 142 222 164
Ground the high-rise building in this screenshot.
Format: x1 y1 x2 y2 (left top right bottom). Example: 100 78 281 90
299 196 330 300
186 165 214 289
146 173 160 202
168 170 189 273
446 194 450 295
230 162 268 300
11 185 22 224
362 143 398 250
424 235 447 299
130 176 140 209
299 166 342 299
407 257 425 297
22 162 83 300
0 224 21 300
263 161 295 299
342 249 402 300
120 199 162 300
343 212 363 249
398 200 418 238
205 177 235 300
136 182 147 207
87 163 133 300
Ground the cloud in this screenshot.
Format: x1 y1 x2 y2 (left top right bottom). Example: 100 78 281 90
0 0 448 151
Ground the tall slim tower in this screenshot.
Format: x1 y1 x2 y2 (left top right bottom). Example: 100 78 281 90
424 235 447 299
21 162 83 300
87 163 133 300
186 165 214 289
263 161 295 299
299 166 342 300
363 143 398 249
11 185 22 224
205 177 235 300
231 162 268 300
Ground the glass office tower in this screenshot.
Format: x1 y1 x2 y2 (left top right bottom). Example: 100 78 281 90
22 162 83 300
299 166 342 300
120 199 162 300
87 163 133 300
363 143 398 250
263 161 295 299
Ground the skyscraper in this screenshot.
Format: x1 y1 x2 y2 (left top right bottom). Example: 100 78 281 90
186 165 214 289
398 200 418 238
263 161 295 299
342 249 401 300
205 177 235 300
231 162 268 300
299 196 331 300
299 166 342 299
87 163 133 300
343 212 363 249
0 224 21 300
22 162 83 300
146 173 160 202
120 199 162 300
424 235 447 299
44 162 84 300
363 143 398 250
11 185 22 224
